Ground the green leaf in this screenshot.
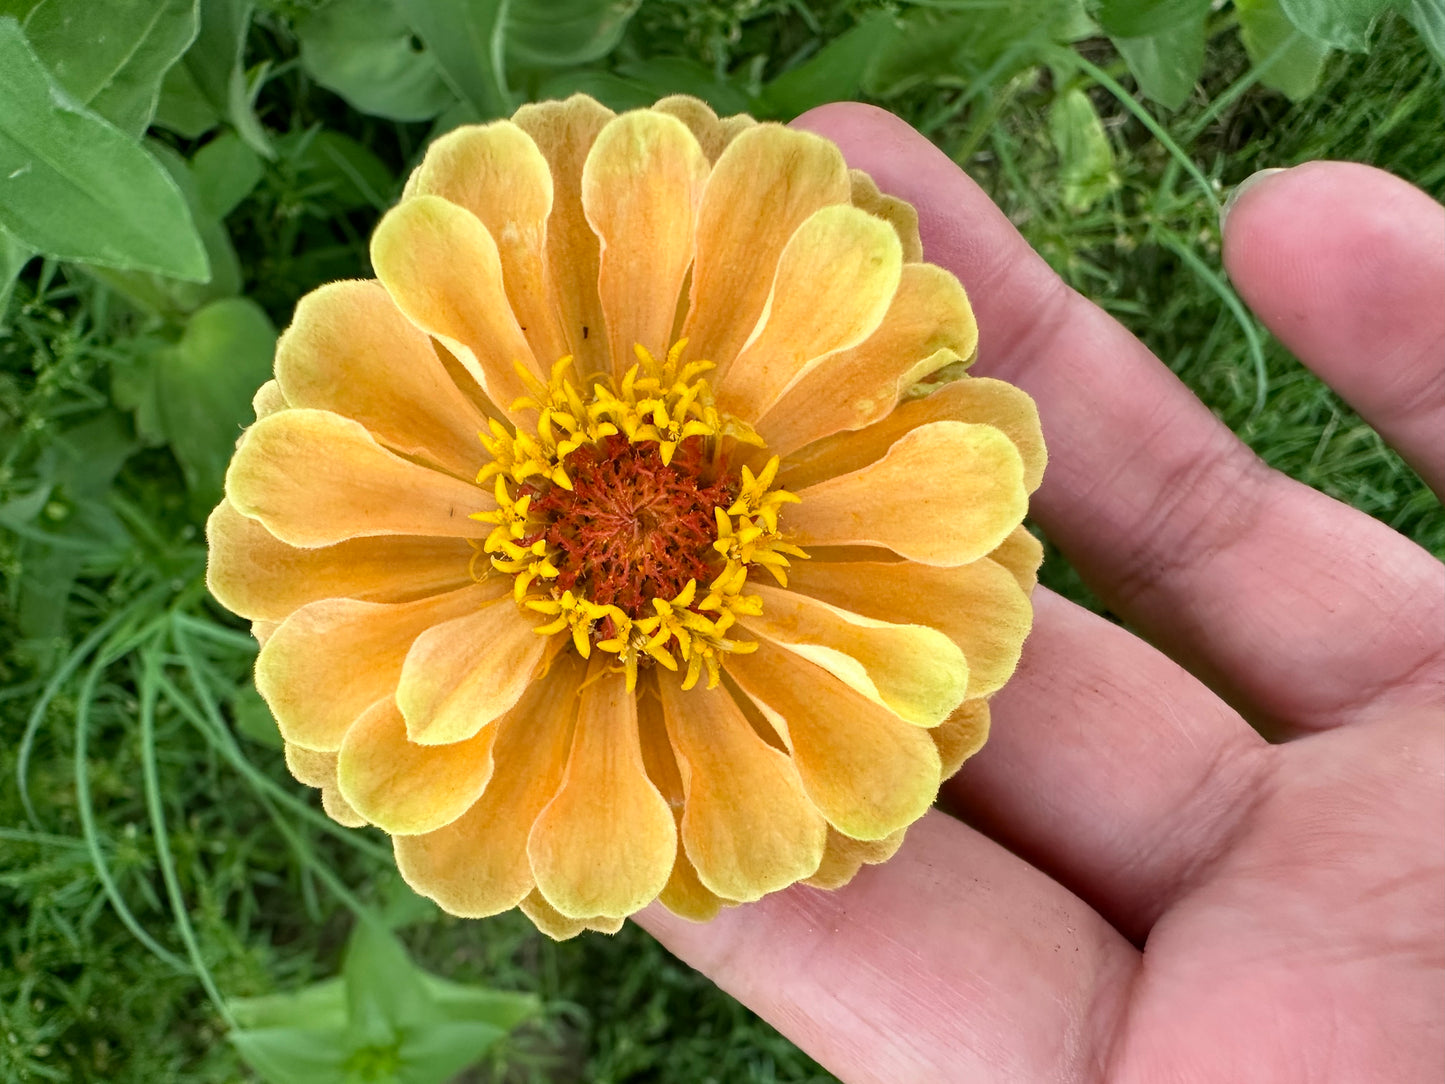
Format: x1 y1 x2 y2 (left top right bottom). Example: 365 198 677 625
0 18 209 278
343 918 431 1048
191 131 263 218
232 979 348 1032
231 685 282 747
182 0 271 156
396 1021 507 1084
1403 0 1445 66
21 0 199 136
229 1028 351 1084
1237 0 1331 100
278 127 395 212
1112 12 1208 109
297 0 456 122
0 223 33 315
395 0 513 118
1049 86 1119 212
1277 0 1393 50
153 53 221 137
1092 0 1210 37
419 973 537 1031
505 0 639 68
759 12 900 117
155 296 275 504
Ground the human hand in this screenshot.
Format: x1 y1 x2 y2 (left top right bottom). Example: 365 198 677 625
635 104 1445 1083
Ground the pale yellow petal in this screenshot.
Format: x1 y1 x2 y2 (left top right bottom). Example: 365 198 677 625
727 642 941 841
715 204 903 423
321 785 368 828
394 596 551 745
933 698 991 778
394 657 584 918
274 279 491 478
513 94 614 377
757 264 977 456
804 827 906 890
786 556 1032 699
370 194 538 418
409 122 568 366
657 674 826 902
990 525 1045 594
849 168 923 262
206 500 473 623
519 890 624 940
741 583 968 728
785 421 1026 567
528 666 675 919
283 743 336 789
652 95 757 163
255 583 498 751
581 110 709 373
252 379 288 419
252 619 278 646
225 409 492 548
680 125 850 372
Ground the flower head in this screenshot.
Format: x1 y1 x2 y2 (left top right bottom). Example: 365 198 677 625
208 95 1045 939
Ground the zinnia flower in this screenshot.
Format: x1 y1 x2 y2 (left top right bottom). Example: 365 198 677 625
207 94 1045 940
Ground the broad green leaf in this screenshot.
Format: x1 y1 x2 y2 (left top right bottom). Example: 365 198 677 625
191 131 263 218
297 0 456 122
419 973 537 1031
506 0 638 68
760 12 900 117
613 57 751 113
1112 12 1208 109
396 1021 507 1084
1404 0 1445 66
153 60 221 137
22 0 199 136
232 979 348 1031
0 223 33 315
395 0 513 118
1277 0 1392 50
344 919 430 1049
1093 0 1210 37
229 1028 351 1084
182 0 271 156
156 296 275 503
1049 86 1119 212
0 18 209 278
534 67 654 111
1237 0 1331 100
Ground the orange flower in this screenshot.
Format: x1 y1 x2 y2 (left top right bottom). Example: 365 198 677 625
207 95 1046 940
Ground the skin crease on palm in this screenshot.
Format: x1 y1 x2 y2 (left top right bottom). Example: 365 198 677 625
633 104 1445 1084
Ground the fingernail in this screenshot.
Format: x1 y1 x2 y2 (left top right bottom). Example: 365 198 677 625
1220 167 1288 232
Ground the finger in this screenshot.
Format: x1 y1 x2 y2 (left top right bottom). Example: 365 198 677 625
636 811 1136 1084
794 104 1445 733
1222 162 1445 497
942 590 1270 941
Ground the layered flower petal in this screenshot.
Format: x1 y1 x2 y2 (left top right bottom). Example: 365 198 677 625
252 379 288 418
728 643 942 841
933 698 992 778
652 94 755 163
805 827 907 890
991 525 1046 593
848 169 923 262
226 409 492 547
784 421 1027 566
741 583 969 727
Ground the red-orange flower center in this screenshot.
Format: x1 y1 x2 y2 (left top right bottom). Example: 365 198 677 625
525 434 736 619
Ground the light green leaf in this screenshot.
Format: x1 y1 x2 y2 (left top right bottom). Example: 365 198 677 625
1404 0 1445 66
419 973 537 1031
156 296 275 503
191 131 262 218
229 1028 351 1084
1049 86 1119 212
1093 0 1210 37
153 60 221 137
343 918 430 1048
1112 12 1208 109
0 223 34 316
0 18 209 278
395 0 513 118
397 1021 507 1084
506 0 639 69
232 979 348 1032
183 0 271 156
297 0 456 122
1237 0 1331 100
22 0 199 136
760 12 900 117
1277 0 1393 50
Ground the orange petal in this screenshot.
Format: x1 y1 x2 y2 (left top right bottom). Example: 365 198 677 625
513 94 614 378
715 204 902 423
652 95 756 163
519 890 625 940
757 264 977 456
581 110 708 374
727 642 941 841
395 597 551 745
336 697 498 835
785 420 1027 567
321 785 368 828
226 409 492 548
284 743 336 788
804 826 906 890
657 674 826 902
408 122 569 366
849 169 923 261
741 583 969 727
394 657 583 918
255 584 497 751
990 525 1045 594
680 125 850 373
370 194 539 418
274 279 491 478
933 698 991 778
786 556 1032 699
527 665 675 919
206 500 473 623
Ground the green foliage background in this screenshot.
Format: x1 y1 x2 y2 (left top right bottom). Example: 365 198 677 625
1 1 1441 1081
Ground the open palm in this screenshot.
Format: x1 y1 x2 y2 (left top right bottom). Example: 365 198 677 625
637 105 1445 1083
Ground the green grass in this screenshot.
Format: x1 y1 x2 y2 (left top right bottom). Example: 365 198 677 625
2 5 1441 1083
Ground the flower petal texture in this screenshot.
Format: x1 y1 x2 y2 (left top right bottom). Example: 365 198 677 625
208 95 1044 939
